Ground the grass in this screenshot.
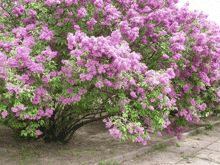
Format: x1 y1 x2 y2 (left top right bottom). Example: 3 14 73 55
204 132 210 136
147 149 154 153
205 123 214 130
73 151 83 157
144 143 170 155
195 129 203 134
215 122 220 126
98 161 118 165
136 153 142 158
154 143 169 152
19 145 39 160
202 118 214 130
203 119 208 122
58 149 83 157
176 143 180 147
180 152 196 160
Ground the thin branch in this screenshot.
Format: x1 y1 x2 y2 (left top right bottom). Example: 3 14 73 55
147 51 156 59
61 113 114 143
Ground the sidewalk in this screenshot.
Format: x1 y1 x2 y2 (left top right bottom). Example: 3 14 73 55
120 124 220 165
93 117 220 165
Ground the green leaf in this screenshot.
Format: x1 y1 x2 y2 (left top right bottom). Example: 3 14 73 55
142 134 149 140
0 104 7 112
21 130 28 137
122 113 128 118
38 119 45 126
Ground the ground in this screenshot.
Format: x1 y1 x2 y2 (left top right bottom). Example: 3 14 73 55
0 116 219 165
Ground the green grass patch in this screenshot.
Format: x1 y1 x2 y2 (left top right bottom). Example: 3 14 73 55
154 143 169 152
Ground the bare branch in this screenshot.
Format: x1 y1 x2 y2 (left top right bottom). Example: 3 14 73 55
60 113 114 143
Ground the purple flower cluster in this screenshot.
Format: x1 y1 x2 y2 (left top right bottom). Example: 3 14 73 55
6 83 22 95
38 24 55 41
86 18 97 30
12 3 26 17
77 7 87 19
29 10 37 17
1 0 220 145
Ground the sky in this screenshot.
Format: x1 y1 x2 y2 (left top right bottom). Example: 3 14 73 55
174 0 220 26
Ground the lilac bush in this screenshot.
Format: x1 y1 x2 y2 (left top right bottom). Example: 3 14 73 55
0 0 220 144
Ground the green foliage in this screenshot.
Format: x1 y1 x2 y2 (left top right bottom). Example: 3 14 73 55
174 117 188 127
205 123 214 130
0 0 220 146
11 130 39 142
154 143 169 152
176 143 180 147
195 129 203 134
98 161 118 165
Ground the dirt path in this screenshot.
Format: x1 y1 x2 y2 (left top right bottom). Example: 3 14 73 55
0 116 219 165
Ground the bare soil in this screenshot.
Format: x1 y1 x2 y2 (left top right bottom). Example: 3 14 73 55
0 116 219 165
